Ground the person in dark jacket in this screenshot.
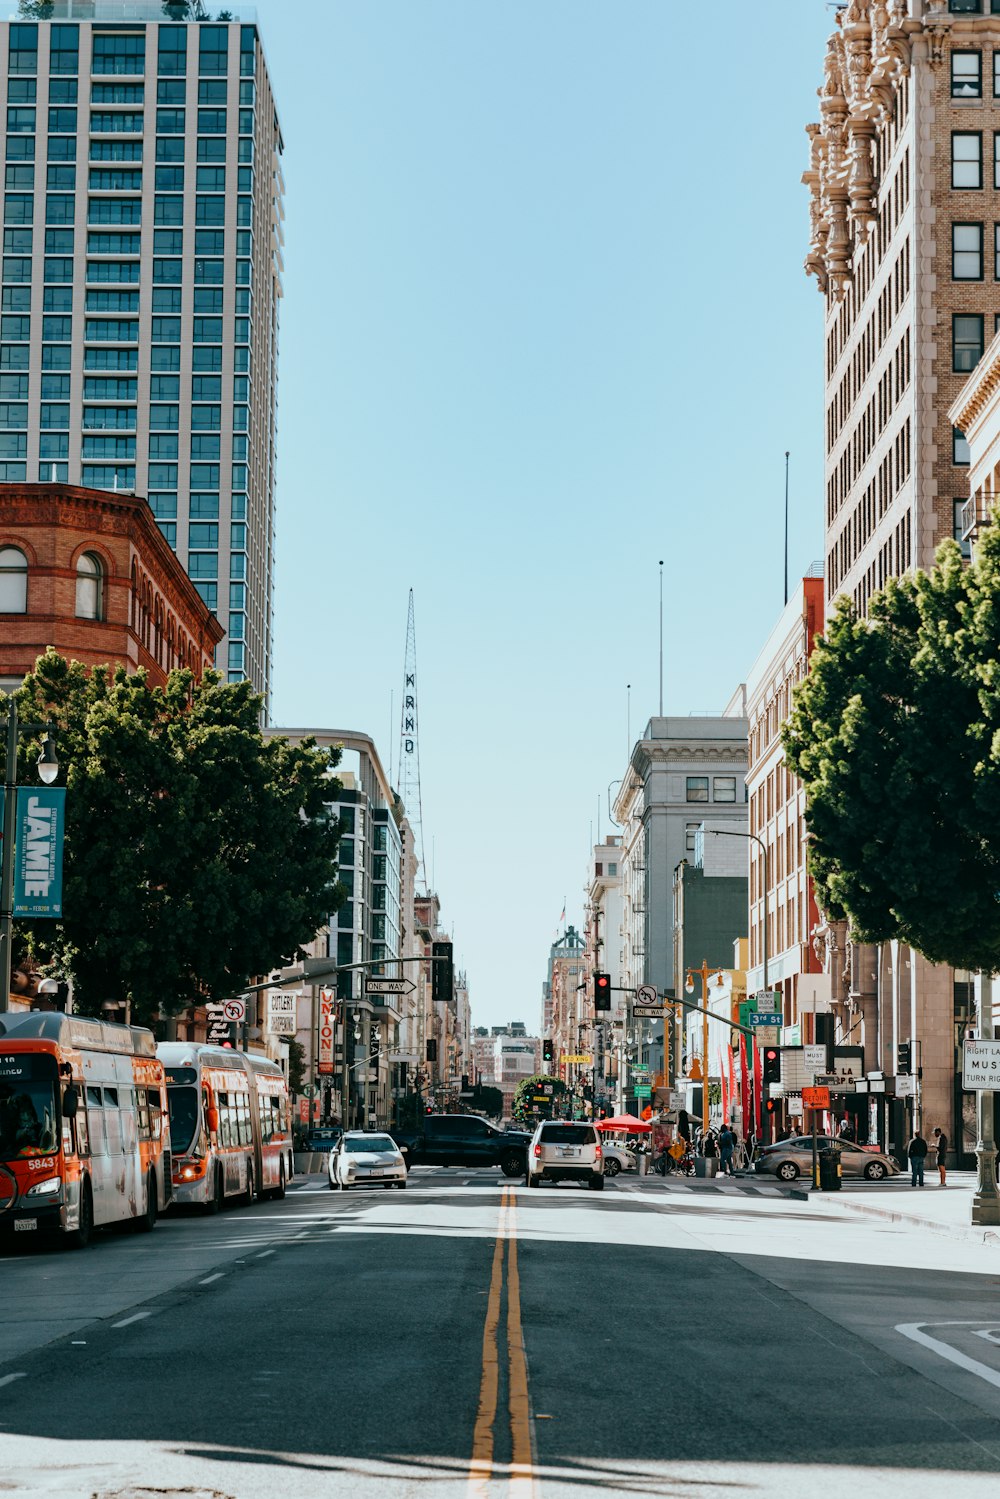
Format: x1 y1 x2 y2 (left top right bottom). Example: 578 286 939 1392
933 1127 948 1186
907 1131 928 1187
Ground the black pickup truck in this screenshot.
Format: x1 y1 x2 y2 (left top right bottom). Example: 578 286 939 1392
391 1114 530 1176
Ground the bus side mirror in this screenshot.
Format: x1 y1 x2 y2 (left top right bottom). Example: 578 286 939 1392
62 1086 79 1119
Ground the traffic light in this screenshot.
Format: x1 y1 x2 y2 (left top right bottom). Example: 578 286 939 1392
764 1098 778 1117
897 1041 911 1074
431 940 454 1003
594 972 611 1011
762 1047 780 1087
542 1038 553 1064
426 1038 437 1063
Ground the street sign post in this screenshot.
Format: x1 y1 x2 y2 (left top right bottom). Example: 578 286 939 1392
364 977 416 998
750 1011 782 1047
963 1038 1000 1089
802 1086 830 1110
803 1044 827 1082
634 1085 652 1099
636 984 658 1005
223 998 246 1023
634 1004 666 1019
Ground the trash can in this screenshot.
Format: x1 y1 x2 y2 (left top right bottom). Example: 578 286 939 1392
694 1158 718 1179
637 1151 648 1176
817 1150 841 1191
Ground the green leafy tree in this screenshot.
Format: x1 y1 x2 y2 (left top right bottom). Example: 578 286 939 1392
511 1073 566 1123
281 1037 307 1096
783 521 1000 972
8 651 343 1024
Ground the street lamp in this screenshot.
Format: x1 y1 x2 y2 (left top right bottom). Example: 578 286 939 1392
0 702 58 1006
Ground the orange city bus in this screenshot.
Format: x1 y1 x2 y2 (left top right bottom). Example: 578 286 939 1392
0 1010 170 1248
157 1042 292 1210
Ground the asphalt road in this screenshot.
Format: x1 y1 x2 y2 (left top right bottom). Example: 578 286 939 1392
2 1168 1000 1498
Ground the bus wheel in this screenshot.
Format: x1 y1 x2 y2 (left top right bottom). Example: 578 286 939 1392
204 1166 224 1215
136 1172 157 1233
273 1161 286 1201
67 1182 93 1250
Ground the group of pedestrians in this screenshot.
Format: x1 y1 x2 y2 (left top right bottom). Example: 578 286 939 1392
700 1121 740 1174
906 1126 948 1187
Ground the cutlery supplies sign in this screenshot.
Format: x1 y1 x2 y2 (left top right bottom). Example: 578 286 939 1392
1 787 67 918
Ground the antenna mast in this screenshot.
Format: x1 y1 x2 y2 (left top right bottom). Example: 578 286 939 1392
398 590 427 893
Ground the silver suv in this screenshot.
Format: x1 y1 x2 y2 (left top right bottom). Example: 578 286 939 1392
527 1121 604 1190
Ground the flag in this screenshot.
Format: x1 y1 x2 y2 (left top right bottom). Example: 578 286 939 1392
559 901 566 924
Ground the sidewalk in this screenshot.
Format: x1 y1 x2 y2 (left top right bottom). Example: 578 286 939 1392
629 1166 1000 1246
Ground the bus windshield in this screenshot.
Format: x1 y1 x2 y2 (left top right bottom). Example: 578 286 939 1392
167 1086 200 1155
0 1078 58 1159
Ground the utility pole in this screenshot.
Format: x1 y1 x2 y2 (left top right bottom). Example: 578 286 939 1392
685 960 725 1135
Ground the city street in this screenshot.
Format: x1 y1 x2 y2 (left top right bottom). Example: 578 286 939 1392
2 1171 1000 1498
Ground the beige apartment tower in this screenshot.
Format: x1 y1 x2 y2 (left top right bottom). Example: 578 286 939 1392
802 0 997 1160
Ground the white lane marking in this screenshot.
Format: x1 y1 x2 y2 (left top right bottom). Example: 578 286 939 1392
0 1372 26 1388
896 1322 1000 1391
199 1272 225 1284
111 1311 151 1329
973 1328 1000 1345
256 1249 275 1258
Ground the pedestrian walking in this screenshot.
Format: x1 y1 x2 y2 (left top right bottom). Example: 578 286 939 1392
718 1123 735 1175
933 1127 948 1186
907 1130 928 1187
702 1129 718 1159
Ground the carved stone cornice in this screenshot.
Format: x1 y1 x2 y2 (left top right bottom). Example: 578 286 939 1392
804 1 911 299
949 328 1000 438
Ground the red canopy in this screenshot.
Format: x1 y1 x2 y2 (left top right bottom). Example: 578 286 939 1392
596 1114 651 1133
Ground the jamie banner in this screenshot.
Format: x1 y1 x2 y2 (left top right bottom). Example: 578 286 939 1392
12 787 66 918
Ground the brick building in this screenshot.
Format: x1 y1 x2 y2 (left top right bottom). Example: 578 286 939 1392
802 1 986 1160
0 481 223 692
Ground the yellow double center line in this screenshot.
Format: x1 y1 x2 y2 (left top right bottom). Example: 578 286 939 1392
468 1186 536 1498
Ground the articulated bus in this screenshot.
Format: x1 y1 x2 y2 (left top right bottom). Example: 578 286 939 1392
157 1042 293 1210
0 1010 170 1248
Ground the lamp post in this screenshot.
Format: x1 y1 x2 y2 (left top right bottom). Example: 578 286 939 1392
685 960 725 1135
0 702 58 1008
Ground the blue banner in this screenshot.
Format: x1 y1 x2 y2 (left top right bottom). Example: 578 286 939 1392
12 786 66 918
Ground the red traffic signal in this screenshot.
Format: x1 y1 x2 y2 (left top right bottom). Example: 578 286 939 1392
594 972 611 1011
762 1047 780 1087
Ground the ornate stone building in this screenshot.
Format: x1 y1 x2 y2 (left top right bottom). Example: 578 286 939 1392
803 0 990 1160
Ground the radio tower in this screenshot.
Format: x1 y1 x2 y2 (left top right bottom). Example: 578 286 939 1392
398 590 427 893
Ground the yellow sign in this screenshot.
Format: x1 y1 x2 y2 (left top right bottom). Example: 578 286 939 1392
560 1054 593 1065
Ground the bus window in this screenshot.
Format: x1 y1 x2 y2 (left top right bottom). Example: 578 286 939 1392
167 1084 198 1154
105 1101 123 1156
104 1087 119 1108
217 1092 231 1147
74 1104 89 1157
136 1088 150 1140
86 1087 106 1155
238 1094 251 1145
0 1079 57 1158
147 1087 163 1142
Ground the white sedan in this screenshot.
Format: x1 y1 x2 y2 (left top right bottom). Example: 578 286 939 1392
600 1141 636 1177
328 1131 407 1190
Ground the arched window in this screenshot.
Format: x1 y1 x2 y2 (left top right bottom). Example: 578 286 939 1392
75 552 104 621
0 546 27 613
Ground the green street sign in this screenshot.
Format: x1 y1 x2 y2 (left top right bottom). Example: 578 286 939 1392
634 1085 652 1098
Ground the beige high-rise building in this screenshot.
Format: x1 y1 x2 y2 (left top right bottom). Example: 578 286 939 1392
802 0 992 1161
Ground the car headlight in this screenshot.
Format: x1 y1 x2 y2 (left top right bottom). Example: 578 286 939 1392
26 1176 60 1198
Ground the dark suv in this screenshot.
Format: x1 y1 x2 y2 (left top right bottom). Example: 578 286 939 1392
391 1114 529 1176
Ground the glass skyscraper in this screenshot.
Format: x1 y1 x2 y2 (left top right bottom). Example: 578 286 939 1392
0 3 284 703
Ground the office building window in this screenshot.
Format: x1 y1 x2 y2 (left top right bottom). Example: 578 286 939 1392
713 776 737 802
0 546 27 612
75 551 104 620
954 498 972 560
92 35 145 77
954 427 971 465
50 25 79 77
686 777 709 803
952 50 982 99
953 314 984 371
685 822 700 854
199 27 229 76
952 132 982 188
953 222 984 279
8 25 37 77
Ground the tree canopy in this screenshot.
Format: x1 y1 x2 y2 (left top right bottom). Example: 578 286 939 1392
8 651 343 1024
782 521 1000 973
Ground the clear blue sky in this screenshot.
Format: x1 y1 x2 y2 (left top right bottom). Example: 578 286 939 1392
261 0 834 1032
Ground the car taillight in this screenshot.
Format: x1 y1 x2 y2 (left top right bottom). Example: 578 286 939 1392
533 1144 541 1157
594 1145 602 1158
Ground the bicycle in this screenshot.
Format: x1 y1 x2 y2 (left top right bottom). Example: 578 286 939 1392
653 1145 695 1177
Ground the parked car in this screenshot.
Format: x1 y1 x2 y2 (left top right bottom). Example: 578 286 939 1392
527 1120 604 1190
390 1114 530 1176
299 1126 342 1154
754 1135 900 1183
600 1140 635 1177
329 1131 407 1190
